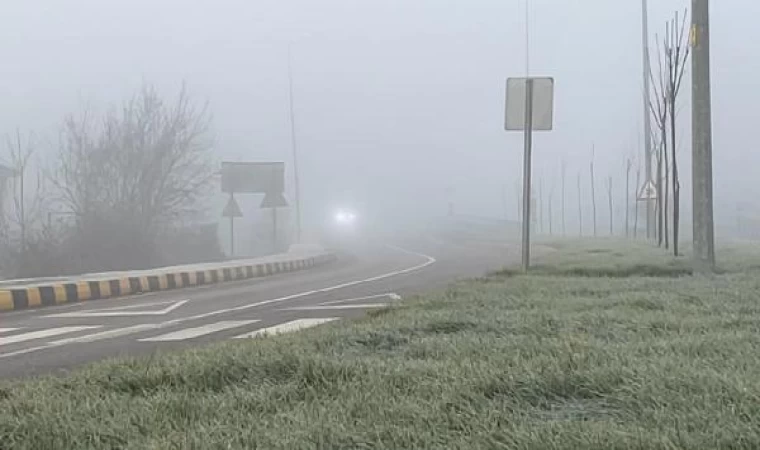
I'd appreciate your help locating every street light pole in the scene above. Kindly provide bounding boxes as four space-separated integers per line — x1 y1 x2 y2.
691 0 716 269
287 43 302 244
525 0 530 77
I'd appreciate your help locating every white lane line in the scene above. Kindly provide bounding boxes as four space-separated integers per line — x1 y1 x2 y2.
120 245 433 330
284 304 388 311
309 245 436 293
0 345 54 359
0 326 101 346
234 318 338 339
0 245 435 358
100 300 179 311
139 320 260 342
46 300 189 318
0 328 19 334
50 324 159 345
318 293 401 306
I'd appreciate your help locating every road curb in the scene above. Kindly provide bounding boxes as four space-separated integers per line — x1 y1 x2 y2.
0 253 337 313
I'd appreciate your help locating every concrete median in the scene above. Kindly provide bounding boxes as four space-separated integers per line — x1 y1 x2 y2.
0 250 337 313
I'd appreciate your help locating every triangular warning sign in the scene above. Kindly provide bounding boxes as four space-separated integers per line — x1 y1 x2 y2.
222 196 243 217
261 192 289 209
637 181 657 201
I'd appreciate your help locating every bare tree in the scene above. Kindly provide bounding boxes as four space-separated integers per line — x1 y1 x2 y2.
548 185 554 236
52 83 216 270
663 133 670 249
561 159 567 236
654 139 668 248
634 161 641 239
515 180 521 222
590 146 597 237
577 171 583 237
649 39 669 248
664 10 691 256
606 176 614 236
501 184 509 220
625 158 632 237
4 130 45 253
538 176 544 234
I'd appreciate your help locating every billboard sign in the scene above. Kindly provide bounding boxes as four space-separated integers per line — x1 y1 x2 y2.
221 162 284 194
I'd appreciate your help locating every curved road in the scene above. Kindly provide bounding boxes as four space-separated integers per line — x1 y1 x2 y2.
0 232 517 379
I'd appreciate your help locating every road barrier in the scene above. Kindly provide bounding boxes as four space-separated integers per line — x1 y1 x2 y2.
0 253 337 313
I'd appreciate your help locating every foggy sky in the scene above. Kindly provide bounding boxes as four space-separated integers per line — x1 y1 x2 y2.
1 0 758 230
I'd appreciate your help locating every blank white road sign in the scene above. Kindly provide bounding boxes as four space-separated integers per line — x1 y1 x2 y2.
505 77 555 131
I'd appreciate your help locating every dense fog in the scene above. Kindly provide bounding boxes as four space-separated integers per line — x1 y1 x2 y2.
0 0 755 269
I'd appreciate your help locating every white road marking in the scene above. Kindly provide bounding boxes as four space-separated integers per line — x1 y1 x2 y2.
0 345 54 359
119 245 433 329
284 303 388 311
0 326 101 346
0 245 435 358
139 320 260 342
0 328 19 334
234 318 338 339
74 299 180 312
46 300 188 318
318 293 401 306
50 324 159 345
309 246 435 293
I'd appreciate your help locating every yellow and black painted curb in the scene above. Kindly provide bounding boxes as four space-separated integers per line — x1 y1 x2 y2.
0 253 337 313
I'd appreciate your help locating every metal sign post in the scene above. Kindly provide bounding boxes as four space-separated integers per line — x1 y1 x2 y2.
230 214 234 256
222 193 243 256
260 191 289 253
505 77 554 272
521 79 535 272
272 207 278 252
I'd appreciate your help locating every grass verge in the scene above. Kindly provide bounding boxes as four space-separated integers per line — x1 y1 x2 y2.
3 240 760 449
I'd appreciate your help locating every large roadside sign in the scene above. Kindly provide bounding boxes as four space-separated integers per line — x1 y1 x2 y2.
221 162 284 194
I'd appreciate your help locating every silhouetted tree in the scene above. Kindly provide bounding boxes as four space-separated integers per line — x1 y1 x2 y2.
53 83 216 270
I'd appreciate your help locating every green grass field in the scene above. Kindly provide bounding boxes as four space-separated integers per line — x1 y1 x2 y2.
3 240 760 449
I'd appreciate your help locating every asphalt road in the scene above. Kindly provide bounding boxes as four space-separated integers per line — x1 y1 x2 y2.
0 231 518 379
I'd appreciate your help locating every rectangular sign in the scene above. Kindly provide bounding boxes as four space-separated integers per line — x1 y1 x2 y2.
221 162 284 194
505 77 555 131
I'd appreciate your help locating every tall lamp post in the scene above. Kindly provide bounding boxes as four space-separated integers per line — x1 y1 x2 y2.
287 42 302 244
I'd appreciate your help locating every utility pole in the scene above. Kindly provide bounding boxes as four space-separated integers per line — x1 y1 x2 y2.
642 0 654 240
691 0 716 269
287 43 302 244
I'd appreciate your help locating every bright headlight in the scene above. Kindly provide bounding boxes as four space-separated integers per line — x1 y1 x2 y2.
334 209 356 225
